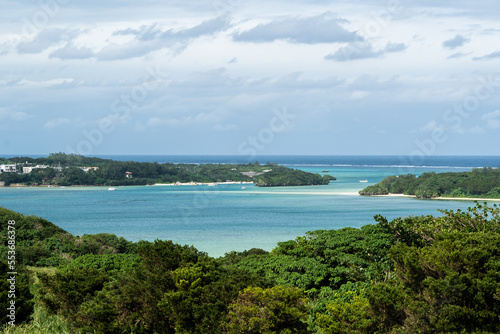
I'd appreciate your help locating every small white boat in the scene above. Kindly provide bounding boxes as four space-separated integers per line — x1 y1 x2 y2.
359 180 368 183
108 187 116 191
241 186 246 190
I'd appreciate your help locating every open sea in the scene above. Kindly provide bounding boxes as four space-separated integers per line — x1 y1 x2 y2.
1 155 500 257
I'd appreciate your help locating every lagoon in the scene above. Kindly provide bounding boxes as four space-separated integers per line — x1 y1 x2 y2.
1 155 499 257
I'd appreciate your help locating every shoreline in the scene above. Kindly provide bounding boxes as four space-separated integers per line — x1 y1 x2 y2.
369 193 500 202
153 181 254 186
0 181 256 188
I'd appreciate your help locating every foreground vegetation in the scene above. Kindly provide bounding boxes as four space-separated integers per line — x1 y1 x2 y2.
2 202 500 333
0 153 334 187
359 167 500 198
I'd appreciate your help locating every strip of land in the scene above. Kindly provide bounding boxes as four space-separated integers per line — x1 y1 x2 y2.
153 181 254 186
371 193 500 201
359 167 500 200
0 153 336 188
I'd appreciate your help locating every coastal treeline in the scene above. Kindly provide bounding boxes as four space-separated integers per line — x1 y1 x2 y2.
253 166 334 187
359 167 500 198
2 202 500 333
0 153 334 187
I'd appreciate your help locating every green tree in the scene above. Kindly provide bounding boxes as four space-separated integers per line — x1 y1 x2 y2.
38 266 108 326
159 257 269 333
365 232 500 333
226 286 310 334
315 290 374 334
0 261 34 326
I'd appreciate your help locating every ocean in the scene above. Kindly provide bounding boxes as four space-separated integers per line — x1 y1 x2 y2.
1 155 499 257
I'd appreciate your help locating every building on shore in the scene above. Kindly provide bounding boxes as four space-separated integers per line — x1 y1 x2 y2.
22 165 50 174
82 167 99 172
0 164 17 173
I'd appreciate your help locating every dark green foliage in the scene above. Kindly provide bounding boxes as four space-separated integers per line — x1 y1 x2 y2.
237 253 333 291
315 289 375 334
64 253 142 275
230 225 396 299
376 202 500 246
0 207 138 268
0 261 34 326
72 233 137 257
38 266 108 325
0 207 69 266
44 240 270 333
359 174 418 196
2 153 333 187
116 240 203 333
254 165 334 187
364 280 406 331
366 232 500 333
360 167 500 198
218 248 270 266
226 286 310 334
36 240 191 333
0 208 67 243
159 257 270 333
5 203 500 333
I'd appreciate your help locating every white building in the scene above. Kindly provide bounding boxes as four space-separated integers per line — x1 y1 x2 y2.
0 164 17 173
22 165 50 174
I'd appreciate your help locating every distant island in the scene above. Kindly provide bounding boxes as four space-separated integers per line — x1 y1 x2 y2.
0 153 335 187
359 167 500 199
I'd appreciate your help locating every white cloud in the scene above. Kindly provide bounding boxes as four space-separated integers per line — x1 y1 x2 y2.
146 109 229 128
447 52 471 59
468 126 485 134
49 43 94 60
350 91 370 100
482 110 500 129
44 118 70 129
2 1 500 155
96 16 230 60
147 117 184 127
442 34 470 49
213 124 237 131
0 108 30 121
473 51 500 61
419 120 444 133
325 42 407 61
16 78 75 88
232 12 359 44
16 28 81 54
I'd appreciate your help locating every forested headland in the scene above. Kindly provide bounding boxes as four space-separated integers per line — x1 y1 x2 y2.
2 202 500 333
359 167 500 199
0 153 334 187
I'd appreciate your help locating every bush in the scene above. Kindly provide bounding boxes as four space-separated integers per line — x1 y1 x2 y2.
226 286 310 333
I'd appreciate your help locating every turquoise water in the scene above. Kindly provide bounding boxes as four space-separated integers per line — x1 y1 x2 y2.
1 155 499 257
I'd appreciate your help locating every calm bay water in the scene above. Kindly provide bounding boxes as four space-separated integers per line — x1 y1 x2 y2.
1 155 499 257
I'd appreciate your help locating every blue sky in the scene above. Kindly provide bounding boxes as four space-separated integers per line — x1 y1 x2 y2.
1 0 500 156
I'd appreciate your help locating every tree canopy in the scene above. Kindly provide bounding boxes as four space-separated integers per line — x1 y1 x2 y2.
2 202 500 333
360 167 500 198
0 153 335 187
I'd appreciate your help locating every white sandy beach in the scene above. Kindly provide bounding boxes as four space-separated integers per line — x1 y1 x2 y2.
241 191 360 196
153 181 254 186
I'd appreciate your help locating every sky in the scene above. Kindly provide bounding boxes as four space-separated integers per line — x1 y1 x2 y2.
1 0 500 157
